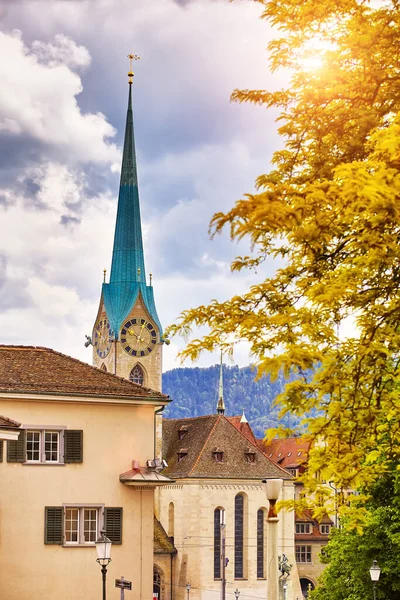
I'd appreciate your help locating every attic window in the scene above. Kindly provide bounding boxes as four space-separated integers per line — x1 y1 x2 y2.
278 453 282 457
245 449 257 464
297 452 302 456
213 448 224 463
287 452 292 457
177 449 188 463
178 426 189 441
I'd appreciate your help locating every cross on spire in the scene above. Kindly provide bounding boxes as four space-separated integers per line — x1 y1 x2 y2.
128 53 140 84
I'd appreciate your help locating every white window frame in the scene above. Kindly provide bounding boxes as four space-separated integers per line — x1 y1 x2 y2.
63 504 104 546
296 522 312 534
320 524 331 534
24 426 65 464
296 545 312 563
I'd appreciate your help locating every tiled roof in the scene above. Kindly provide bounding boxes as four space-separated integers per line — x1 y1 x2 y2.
295 509 333 541
259 436 311 468
154 517 176 554
162 415 292 480
0 415 21 428
227 416 258 446
0 346 168 401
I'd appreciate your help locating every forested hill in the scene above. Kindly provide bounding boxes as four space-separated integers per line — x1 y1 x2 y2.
162 364 300 437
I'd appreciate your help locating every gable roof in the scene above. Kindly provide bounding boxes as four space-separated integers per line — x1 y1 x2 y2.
227 416 258 446
162 415 292 480
0 346 169 401
259 436 311 468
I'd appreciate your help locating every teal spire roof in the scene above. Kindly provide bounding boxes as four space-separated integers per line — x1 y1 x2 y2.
216 351 225 415
102 80 162 338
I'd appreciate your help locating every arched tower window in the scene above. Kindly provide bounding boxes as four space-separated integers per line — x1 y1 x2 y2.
214 507 224 579
129 364 144 385
168 502 175 539
234 494 245 578
100 363 107 372
257 508 266 578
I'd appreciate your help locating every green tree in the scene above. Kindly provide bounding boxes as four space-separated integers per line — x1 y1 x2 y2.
312 469 400 600
169 0 400 511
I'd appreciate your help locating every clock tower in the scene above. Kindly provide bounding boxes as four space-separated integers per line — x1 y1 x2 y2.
92 60 164 392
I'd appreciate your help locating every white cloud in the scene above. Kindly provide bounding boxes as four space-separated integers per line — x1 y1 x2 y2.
0 30 119 164
31 34 91 70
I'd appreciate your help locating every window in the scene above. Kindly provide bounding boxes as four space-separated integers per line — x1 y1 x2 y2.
296 523 312 534
296 545 312 563
287 468 297 477
8 429 83 464
178 427 188 440
129 364 144 385
320 524 331 535
100 363 107 372
245 451 256 463
168 502 174 538
214 508 222 579
154 568 162 600
235 494 244 578
65 507 100 545
214 452 224 462
45 506 122 546
257 509 265 578
26 430 60 463
177 450 187 462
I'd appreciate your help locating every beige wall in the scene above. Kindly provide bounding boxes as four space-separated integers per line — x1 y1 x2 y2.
0 396 157 600
93 295 163 392
157 480 302 600
154 554 174 600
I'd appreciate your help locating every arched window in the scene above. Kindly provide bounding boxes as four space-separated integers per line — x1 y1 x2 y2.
100 363 107 372
153 568 162 600
214 507 223 579
129 364 144 385
257 508 266 578
168 502 175 538
235 494 244 578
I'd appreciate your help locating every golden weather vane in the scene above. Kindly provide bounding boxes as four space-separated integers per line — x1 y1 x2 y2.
128 53 140 83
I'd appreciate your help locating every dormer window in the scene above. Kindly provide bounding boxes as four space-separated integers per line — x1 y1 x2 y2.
212 448 224 463
177 448 188 462
320 524 331 535
245 449 257 463
178 426 189 440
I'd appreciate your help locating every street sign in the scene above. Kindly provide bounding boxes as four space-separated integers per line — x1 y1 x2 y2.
115 578 132 590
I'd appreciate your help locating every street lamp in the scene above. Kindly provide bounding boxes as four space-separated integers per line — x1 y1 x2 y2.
95 529 112 600
186 582 191 600
282 580 288 600
234 589 240 600
263 478 283 600
369 560 381 600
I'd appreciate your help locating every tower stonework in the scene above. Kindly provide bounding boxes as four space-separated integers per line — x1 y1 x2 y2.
92 75 163 392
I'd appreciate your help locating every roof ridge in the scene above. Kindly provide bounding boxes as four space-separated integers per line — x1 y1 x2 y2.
164 415 216 423
188 415 221 476
224 417 293 477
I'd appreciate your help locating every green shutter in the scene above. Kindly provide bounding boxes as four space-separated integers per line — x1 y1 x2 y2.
45 507 63 544
0 440 3 462
104 507 123 544
7 429 26 462
64 430 83 463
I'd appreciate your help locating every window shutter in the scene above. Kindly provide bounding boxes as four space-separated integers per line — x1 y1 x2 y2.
45 507 63 544
104 507 123 544
7 429 26 462
0 440 3 462
64 430 83 463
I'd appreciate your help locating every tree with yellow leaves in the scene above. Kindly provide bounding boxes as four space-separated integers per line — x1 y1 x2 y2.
169 0 400 512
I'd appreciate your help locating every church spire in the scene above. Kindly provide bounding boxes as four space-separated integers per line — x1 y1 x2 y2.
101 58 163 339
216 351 225 415
110 56 144 284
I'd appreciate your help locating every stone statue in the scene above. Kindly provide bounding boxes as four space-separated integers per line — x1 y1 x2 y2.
278 554 292 578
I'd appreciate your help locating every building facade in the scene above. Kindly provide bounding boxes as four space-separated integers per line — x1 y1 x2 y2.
156 414 303 600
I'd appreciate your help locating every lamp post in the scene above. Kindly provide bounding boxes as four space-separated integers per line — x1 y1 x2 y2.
369 560 381 600
95 529 112 600
186 582 191 600
263 478 283 600
282 580 287 600
234 589 240 600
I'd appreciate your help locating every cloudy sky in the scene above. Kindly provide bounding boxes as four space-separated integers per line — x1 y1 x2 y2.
0 0 283 371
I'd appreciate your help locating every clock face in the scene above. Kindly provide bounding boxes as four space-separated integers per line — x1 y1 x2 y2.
94 318 112 358
120 318 157 357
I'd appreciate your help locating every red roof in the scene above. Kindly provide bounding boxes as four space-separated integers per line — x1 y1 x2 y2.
0 415 21 428
258 437 311 468
0 345 168 401
227 416 258 446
